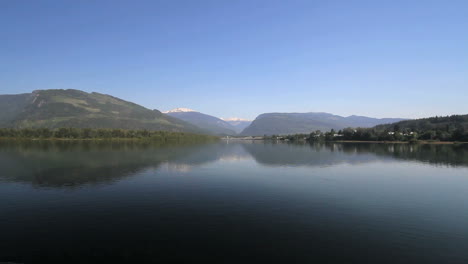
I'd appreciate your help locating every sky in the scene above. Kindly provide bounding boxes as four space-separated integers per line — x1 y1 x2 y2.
1 0 467 120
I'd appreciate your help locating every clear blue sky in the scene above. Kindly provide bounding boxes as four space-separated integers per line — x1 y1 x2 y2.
1 0 467 120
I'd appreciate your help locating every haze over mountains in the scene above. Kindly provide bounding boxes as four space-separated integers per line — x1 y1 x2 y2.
164 108 237 136
1 89 408 136
221 118 252 133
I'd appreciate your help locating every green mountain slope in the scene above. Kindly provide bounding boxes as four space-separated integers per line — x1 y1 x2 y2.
0 89 205 133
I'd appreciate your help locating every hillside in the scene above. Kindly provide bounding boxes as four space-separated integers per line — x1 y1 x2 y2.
241 112 405 136
164 108 237 135
0 89 205 133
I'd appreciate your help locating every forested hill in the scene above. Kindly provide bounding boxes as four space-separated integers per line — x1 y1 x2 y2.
375 115 468 132
0 89 205 133
372 115 468 141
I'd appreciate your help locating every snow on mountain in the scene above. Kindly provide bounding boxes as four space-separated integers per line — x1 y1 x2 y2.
163 108 197 113
221 117 252 122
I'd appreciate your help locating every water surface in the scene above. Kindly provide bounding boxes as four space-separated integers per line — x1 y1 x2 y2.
1 141 468 263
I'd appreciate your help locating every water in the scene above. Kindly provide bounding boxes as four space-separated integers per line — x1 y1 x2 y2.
1 140 468 263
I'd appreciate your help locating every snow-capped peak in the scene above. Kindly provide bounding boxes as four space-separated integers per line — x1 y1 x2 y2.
163 108 197 113
221 117 252 122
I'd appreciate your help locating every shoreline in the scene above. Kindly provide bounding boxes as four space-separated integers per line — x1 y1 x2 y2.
228 138 468 145
0 137 219 142
332 140 466 145
2 137 465 145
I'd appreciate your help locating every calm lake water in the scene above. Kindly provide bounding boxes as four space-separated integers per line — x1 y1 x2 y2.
1 140 468 263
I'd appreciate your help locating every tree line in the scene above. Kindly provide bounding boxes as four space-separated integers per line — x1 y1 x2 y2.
0 128 218 142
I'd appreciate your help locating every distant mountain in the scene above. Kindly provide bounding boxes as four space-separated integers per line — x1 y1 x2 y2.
221 117 252 133
164 108 237 136
0 89 204 133
240 112 406 136
345 115 405 128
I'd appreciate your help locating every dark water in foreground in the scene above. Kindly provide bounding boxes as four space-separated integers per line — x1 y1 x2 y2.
1 140 468 263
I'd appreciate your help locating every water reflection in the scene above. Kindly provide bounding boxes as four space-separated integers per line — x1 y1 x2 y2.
338 142 468 167
0 140 222 187
2 140 468 263
243 142 468 168
1 140 468 187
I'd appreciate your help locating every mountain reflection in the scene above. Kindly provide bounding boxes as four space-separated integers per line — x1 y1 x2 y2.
1 140 468 187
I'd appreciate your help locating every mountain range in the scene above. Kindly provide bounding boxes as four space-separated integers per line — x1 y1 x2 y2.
0 89 408 135
240 112 406 136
